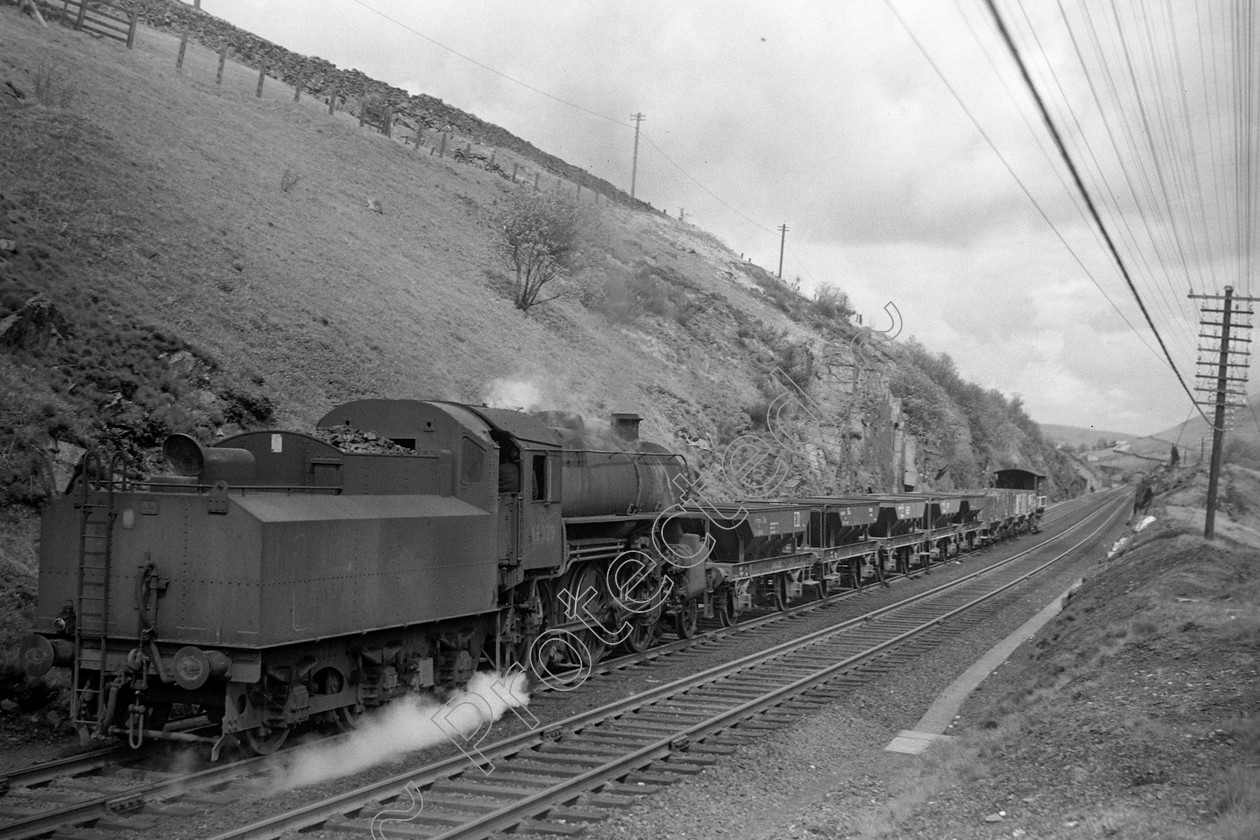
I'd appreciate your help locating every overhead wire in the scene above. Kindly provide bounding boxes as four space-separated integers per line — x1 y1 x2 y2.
638 133 777 235
883 0 1164 362
1067 0 1201 356
1016 0 1200 362
1110 0 1206 353
953 0 1117 270
346 0 630 127
1074 1 1190 309
977 0 1213 426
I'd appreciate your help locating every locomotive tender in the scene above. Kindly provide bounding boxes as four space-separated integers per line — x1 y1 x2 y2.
20 398 1044 755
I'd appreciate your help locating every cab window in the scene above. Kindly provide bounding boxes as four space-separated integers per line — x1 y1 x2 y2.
532 454 548 501
461 438 485 484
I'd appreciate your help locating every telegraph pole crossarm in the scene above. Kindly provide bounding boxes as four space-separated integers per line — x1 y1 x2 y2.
1192 285 1260 540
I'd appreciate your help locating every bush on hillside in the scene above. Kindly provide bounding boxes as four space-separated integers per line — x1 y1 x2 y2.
811 283 855 332
493 187 592 312
587 263 701 326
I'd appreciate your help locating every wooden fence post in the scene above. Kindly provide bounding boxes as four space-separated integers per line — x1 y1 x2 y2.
125 12 137 49
511 163 519 182
293 75 303 103
383 107 392 138
216 45 231 86
534 172 540 190
176 33 188 72
414 127 424 153
255 64 266 98
439 133 447 158
328 85 337 115
73 0 87 30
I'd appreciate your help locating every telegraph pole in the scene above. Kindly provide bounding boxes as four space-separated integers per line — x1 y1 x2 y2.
629 112 645 198
777 223 789 279
1190 285 1256 539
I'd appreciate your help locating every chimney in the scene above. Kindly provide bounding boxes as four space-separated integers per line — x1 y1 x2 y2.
611 413 642 443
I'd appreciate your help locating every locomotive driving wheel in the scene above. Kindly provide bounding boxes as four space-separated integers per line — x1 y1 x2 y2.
564 565 611 667
622 619 659 653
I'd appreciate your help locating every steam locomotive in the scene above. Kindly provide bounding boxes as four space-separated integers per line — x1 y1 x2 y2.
19 399 1044 756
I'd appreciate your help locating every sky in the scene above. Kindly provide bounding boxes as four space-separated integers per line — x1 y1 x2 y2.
201 0 1259 438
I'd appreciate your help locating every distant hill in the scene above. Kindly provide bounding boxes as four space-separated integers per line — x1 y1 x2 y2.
1040 422 1179 483
1150 391 1260 470
1039 423 1136 450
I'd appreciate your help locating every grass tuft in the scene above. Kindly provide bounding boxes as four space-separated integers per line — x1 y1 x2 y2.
31 62 76 110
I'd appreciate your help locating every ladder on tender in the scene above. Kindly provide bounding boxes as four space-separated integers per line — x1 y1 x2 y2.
71 451 127 738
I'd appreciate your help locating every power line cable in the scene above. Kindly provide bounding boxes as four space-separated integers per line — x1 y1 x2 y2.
347 0 631 127
1015 0 1200 359
883 0 1163 362
978 0 1211 425
639 133 776 234
347 0 782 246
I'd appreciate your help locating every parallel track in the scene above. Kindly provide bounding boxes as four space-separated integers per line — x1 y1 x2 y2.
205 492 1125 840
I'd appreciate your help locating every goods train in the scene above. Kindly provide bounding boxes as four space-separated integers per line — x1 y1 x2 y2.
20 399 1045 756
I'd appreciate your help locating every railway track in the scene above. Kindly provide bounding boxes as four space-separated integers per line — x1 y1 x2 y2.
0 493 1112 840
199 492 1126 840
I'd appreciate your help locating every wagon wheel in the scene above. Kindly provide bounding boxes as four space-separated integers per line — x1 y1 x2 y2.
335 704 364 731
714 587 738 627
244 725 289 755
674 597 699 639
314 668 361 731
810 563 830 600
764 572 789 612
848 557 863 591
